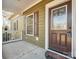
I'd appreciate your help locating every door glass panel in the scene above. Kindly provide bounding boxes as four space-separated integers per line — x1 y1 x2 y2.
51 6 67 30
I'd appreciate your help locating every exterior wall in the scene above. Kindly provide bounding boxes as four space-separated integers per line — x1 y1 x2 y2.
16 16 24 39
11 16 24 39
9 0 75 58
23 0 54 48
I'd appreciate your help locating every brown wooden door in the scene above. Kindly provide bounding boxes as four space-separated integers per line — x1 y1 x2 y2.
49 1 72 56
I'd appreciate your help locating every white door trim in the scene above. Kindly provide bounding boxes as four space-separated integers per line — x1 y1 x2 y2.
45 0 73 58
72 0 76 57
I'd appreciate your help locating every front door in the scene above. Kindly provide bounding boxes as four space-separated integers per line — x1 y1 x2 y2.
49 1 72 56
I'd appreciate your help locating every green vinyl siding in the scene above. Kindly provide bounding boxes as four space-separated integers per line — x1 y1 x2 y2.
23 0 54 48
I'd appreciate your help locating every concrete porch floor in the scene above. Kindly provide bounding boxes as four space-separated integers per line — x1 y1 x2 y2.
2 40 46 59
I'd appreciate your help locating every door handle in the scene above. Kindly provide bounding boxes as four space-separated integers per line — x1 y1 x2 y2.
67 31 72 37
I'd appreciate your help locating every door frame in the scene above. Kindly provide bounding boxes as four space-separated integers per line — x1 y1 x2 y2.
45 0 75 58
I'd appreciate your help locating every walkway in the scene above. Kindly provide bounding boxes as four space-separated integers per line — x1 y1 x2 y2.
2 40 46 59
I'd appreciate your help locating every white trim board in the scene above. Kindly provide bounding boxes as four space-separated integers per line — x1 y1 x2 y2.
2 39 22 45
21 0 42 14
72 0 76 57
45 0 74 58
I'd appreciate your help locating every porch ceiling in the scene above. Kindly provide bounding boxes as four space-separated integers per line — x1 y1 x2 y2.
2 0 42 19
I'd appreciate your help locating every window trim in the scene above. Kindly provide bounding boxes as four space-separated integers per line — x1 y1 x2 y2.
13 19 18 31
26 13 34 36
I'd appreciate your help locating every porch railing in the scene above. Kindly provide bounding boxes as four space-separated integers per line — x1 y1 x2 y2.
2 30 26 44
2 31 18 42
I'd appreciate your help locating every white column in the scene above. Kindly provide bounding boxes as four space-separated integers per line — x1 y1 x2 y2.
72 0 76 57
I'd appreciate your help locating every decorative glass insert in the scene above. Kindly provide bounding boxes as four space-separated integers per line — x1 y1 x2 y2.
26 14 34 34
51 6 67 30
